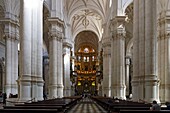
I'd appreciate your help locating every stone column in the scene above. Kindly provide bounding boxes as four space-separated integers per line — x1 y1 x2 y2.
102 38 111 97
19 0 44 101
157 2 170 103
18 0 32 101
138 0 145 100
36 0 44 100
5 35 12 96
3 13 19 97
48 18 64 98
131 0 139 101
111 16 126 99
144 0 159 102
63 42 72 97
125 57 130 96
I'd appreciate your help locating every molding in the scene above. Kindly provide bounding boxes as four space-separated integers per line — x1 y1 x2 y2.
63 42 72 49
0 41 5 46
0 18 19 27
47 17 64 28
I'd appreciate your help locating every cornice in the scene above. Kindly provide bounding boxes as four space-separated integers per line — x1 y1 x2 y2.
47 17 64 28
0 18 19 27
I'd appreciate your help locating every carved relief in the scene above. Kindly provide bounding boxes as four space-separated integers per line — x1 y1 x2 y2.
72 9 102 29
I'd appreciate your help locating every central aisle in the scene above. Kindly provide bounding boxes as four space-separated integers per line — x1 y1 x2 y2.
67 97 107 113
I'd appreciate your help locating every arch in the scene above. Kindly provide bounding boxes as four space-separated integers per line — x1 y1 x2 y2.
126 37 133 58
74 30 99 53
123 0 133 15
43 1 50 14
43 2 50 54
73 28 101 42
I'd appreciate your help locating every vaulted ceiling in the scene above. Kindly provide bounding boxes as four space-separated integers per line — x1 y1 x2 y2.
63 0 112 53
64 0 111 41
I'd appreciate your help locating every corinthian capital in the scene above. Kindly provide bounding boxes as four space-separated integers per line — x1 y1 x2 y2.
3 18 20 41
47 17 64 41
102 37 111 48
110 16 126 39
112 26 126 39
48 30 63 41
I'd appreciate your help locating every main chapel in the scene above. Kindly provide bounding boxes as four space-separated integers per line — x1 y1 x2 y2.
0 0 169 104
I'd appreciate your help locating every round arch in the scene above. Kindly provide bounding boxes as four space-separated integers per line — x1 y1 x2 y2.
74 30 99 52
43 1 50 14
73 28 101 42
123 0 133 14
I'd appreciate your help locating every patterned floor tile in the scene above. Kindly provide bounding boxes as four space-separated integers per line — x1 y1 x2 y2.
67 98 107 113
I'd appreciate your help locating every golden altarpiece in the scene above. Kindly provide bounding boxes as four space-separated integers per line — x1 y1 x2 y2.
71 46 103 95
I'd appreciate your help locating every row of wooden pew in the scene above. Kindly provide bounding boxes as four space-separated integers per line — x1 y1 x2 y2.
1 96 82 113
91 96 170 113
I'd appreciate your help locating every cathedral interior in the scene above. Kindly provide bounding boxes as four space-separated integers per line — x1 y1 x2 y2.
0 0 170 109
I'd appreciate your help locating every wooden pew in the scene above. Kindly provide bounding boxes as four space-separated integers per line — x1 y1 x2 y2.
0 109 61 113
119 110 170 113
113 106 150 112
2 96 82 113
91 96 152 112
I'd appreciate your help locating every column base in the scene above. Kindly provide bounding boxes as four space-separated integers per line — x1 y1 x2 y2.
144 74 159 103
57 84 64 98
111 84 126 100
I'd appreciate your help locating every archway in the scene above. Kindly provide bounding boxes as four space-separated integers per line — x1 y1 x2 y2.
73 31 99 96
124 2 133 98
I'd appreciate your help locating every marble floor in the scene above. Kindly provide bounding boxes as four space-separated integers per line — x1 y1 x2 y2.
67 98 107 113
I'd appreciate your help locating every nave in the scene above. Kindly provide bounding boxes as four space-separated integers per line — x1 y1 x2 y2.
67 98 107 113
